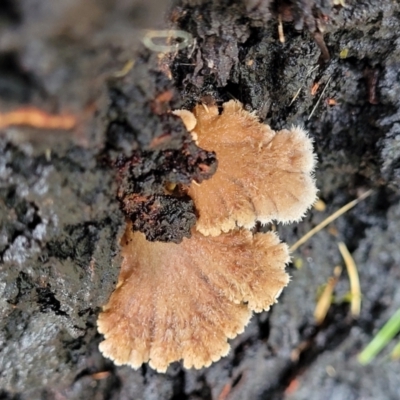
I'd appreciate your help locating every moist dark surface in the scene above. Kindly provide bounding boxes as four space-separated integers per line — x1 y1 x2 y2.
1 1 399 399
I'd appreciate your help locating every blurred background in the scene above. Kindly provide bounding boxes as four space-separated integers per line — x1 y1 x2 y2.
0 1 399 399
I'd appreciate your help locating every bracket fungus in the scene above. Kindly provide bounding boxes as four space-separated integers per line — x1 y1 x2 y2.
176 100 317 236
98 222 289 372
98 99 317 372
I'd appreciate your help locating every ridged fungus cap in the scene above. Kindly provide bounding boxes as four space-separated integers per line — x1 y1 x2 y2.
97 221 289 372
177 100 317 236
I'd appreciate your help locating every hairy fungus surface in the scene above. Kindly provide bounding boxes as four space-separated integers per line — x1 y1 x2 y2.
97 222 289 372
177 100 317 236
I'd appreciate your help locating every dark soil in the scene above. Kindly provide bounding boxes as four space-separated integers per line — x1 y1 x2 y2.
1 1 400 399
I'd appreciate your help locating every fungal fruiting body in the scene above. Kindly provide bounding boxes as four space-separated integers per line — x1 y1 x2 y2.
98 223 289 372
98 100 317 372
179 100 318 236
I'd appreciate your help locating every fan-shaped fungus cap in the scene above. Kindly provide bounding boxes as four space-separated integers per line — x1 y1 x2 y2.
176 100 317 236
97 222 289 372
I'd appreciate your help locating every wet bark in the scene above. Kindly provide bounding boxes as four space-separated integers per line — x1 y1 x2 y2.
1 1 400 399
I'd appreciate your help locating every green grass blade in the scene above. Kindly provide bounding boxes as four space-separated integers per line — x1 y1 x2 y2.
358 308 400 365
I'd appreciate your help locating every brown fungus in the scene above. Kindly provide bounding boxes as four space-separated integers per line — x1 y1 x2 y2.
176 100 317 236
97 222 289 372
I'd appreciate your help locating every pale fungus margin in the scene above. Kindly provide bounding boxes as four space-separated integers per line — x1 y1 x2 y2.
176 100 318 237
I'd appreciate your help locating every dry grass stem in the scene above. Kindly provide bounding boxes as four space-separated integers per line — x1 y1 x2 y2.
290 189 373 252
338 242 361 317
308 75 332 120
289 66 319 106
314 266 342 325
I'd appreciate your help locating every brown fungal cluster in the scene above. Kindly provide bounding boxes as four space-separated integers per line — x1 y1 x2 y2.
97 100 317 372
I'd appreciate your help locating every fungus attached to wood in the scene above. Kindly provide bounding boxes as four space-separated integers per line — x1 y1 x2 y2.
98 98 318 372
176 100 317 236
97 222 289 372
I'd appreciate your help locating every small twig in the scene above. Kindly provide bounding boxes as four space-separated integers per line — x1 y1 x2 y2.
289 88 303 106
0 107 77 130
278 14 285 43
290 190 373 252
338 242 361 317
313 31 330 62
91 371 110 380
308 75 332 120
